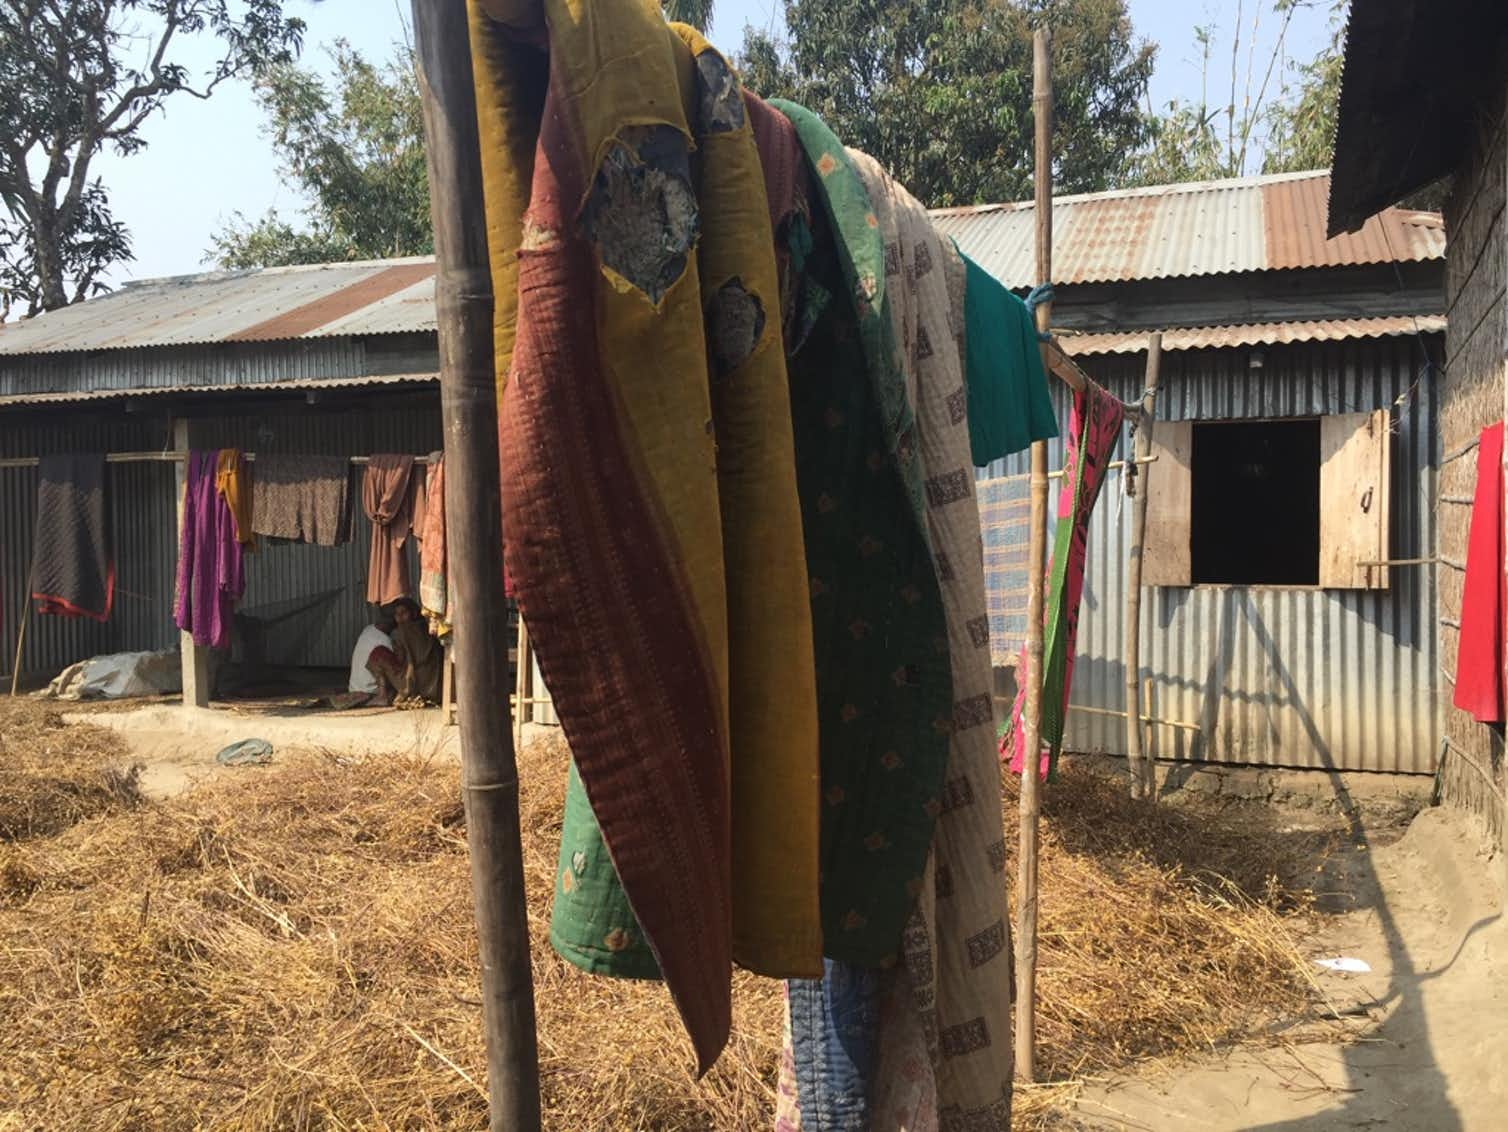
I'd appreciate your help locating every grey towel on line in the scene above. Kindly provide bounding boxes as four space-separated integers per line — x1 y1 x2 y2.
30 453 113 621
250 453 353 546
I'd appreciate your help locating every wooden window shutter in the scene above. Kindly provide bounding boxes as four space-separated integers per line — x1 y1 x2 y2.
1319 410 1391 589
1143 420 1193 586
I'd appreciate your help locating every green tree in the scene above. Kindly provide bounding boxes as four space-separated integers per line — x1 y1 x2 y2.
0 0 305 317
1262 2 1343 174
663 0 713 30
210 41 431 268
738 0 1155 207
1132 0 1348 187
212 3 713 271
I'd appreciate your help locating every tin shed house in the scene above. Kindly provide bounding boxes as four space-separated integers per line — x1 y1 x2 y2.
1326 0 1508 837
935 169 1446 776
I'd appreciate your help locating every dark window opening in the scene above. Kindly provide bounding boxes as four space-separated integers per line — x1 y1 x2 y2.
1191 418 1320 586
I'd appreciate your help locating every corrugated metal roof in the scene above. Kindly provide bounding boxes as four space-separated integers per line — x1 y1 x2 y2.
0 372 435 407
931 169 1444 288
0 169 1444 359
0 257 437 356
1061 315 1446 356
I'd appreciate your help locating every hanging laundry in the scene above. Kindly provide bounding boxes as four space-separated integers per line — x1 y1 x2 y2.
418 451 451 639
744 90 813 342
471 2 821 1071
977 474 1033 666
853 149 1013 1131
788 961 883 1131
785 148 1011 1132
250 453 352 546
362 454 420 606
214 448 254 548
960 253 1058 465
773 100 953 971
1454 421 1505 723
174 450 245 650
547 24 823 989
774 990 805 1132
1006 381 1125 778
30 454 112 621
549 761 662 979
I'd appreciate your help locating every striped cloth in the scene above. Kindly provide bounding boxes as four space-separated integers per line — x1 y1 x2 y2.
978 474 1032 667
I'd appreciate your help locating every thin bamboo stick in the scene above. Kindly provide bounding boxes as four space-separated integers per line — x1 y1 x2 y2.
1442 736 1506 801
1015 23 1053 1087
1121 338 1160 791
1142 676 1155 756
411 2 540 1128
9 565 35 697
991 694 1201 734
1124 333 1162 799
1440 437 1480 464
513 618 529 754
1044 336 1088 391
1066 701 1201 733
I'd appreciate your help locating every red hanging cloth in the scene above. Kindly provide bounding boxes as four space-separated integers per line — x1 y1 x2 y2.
1454 421 1505 724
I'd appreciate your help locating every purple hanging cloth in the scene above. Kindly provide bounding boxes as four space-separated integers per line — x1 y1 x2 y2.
174 449 245 650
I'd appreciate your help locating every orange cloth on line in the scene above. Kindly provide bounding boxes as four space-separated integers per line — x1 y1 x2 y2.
214 449 254 548
362 454 418 605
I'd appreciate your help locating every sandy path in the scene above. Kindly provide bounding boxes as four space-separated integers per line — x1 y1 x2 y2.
71 703 459 798
1076 807 1507 1130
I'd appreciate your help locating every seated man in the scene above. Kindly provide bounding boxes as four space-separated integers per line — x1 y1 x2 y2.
368 597 443 707
348 615 397 706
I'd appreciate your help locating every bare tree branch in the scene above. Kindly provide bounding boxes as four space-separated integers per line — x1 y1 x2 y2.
0 0 304 311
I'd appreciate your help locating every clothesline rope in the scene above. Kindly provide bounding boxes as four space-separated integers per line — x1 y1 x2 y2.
0 451 435 470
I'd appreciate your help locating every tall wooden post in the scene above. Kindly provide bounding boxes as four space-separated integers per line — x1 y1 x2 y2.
1015 24 1053 1085
410 4 542 1129
1124 332 1162 800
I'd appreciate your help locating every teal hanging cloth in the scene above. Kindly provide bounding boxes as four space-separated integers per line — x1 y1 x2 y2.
959 252 1059 465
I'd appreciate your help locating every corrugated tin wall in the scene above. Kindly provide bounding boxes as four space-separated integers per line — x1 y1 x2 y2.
1 394 442 681
1 417 179 681
0 339 366 398
981 335 1440 774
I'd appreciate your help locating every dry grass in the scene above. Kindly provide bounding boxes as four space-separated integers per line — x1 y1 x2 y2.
0 699 142 843
0 706 1329 1130
1005 770 1328 1128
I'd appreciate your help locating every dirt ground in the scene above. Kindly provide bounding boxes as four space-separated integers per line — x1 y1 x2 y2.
1075 807 1507 1131
10 703 1504 1128
70 702 458 797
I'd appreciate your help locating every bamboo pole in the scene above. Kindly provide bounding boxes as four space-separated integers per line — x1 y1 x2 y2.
1124 332 1162 800
513 617 529 754
1015 23 1053 1086
9 566 34 696
410 4 541 1129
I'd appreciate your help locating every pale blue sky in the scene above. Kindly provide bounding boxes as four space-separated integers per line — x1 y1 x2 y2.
95 0 1337 286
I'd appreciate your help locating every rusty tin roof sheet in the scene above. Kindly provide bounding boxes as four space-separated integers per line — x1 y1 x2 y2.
1059 315 1446 356
930 170 1443 288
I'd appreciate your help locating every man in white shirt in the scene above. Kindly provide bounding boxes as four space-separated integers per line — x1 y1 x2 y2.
348 616 396 701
